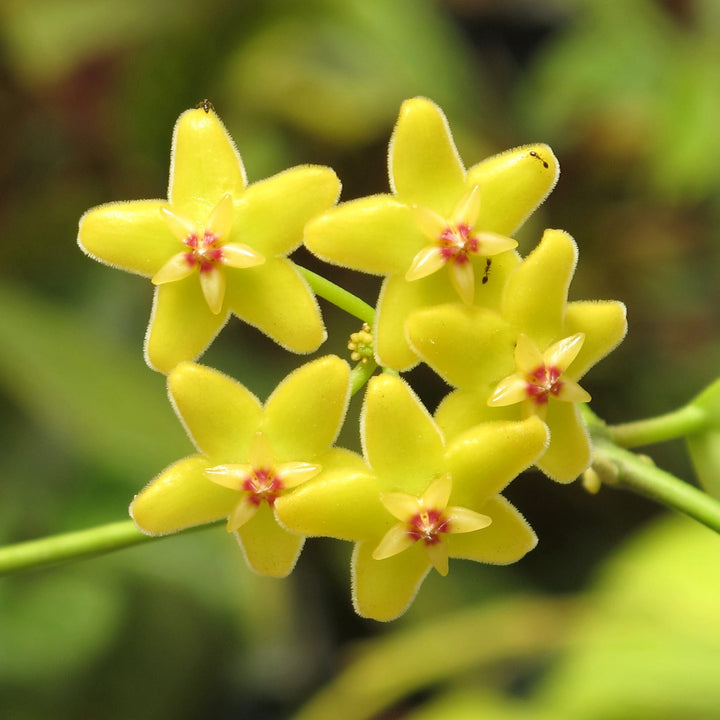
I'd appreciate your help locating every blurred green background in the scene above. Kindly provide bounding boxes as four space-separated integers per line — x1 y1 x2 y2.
2 0 720 717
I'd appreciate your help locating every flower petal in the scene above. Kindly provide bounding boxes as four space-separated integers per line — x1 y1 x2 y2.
160 206 197 241
556 378 591 404
130 455 237 534
405 245 447 282
236 503 304 577
169 108 246 218
475 232 518 256
207 193 235 238
422 473 453 509
389 97 466 214
205 463 253 490
277 462 322 489
502 229 578 348
145 282 228 373
514 334 545 374
168 362 262 459
447 495 537 564
447 258 475 305
78 200 176 276
304 195 421 275
445 506 492 534
220 243 265 269
372 523 416 560
413 205 450 240
406 304 516 389
199 265 226 314
352 540 431 621
487 374 529 407
262 355 350 460
425 540 449 576
224 259 325 353
233 165 340 256
466 143 559 235
362 374 445 495
539 401 591 483
452 184 482 227
152 252 197 285
545 333 586 372
226 497 258 532
435 388 517 442
446 417 549 506
380 492 421 522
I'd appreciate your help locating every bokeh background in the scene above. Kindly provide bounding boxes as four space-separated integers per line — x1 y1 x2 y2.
2 0 720 718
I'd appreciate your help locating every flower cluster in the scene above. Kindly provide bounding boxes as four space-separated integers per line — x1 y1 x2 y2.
78 98 626 620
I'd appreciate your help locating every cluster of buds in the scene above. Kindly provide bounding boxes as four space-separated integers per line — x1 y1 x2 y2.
77 98 626 620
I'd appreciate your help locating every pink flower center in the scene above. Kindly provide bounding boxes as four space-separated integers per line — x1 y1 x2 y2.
183 231 225 273
241 467 284 507
438 223 479 265
526 364 563 405
407 508 451 546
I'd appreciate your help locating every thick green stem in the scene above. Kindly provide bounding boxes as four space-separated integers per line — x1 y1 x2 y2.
296 265 375 325
592 439 720 535
0 520 212 576
606 405 708 448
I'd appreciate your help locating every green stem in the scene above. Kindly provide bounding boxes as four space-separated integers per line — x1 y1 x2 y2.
592 439 720 535
296 265 375 325
606 405 708 448
350 360 378 396
0 520 213 576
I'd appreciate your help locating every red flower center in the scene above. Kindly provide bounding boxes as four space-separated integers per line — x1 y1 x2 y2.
407 508 451 545
526 364 563 405
183 231 225 273
242 467 284 506
438 223 479 265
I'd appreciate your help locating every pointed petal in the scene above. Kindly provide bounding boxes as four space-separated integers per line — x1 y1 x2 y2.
539 402 591 483
220 243 265 269
447 259 475 305
152 252 196 284
262 355 350 460
563 301 628 379
276 462 322 488
447 495 537 564
351 540 431 621
425 540 449 576
514 334 544 374
422 473 453 510
130 455 237 534
206 193 235 238
78 200 176 276
502 229 578 348
380 492 421 522
362 374 444 495
205 464 252 490
556 378 592 404
160 206 196 241
435 388 517 442
446 417 549 506
389 97 466 214
199 266 226 314
466 143 559 235
275 469 389 540
224 259 325 353
406 304 516 389
475 232 518 256
145 282 228 373
488 374 529 407
304 195 421 275
236 503 304 577
405 245 447 281
545 333 586 372
169 108 246 218
413 205 450 240
452 184 482 227
445 506 492 534
226 497 258 532
167 362 262 459
233 165 340 256
372 523 416 560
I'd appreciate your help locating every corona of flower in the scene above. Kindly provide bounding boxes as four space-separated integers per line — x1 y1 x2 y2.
304 96 559 369
130 356 358 577
275 374 548 620
78 105 339 373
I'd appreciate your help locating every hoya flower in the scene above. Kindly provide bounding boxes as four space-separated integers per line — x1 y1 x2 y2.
130 355 358 577
406 229 627 482
304 96 559 370
275 374 548 621
78 105 339 373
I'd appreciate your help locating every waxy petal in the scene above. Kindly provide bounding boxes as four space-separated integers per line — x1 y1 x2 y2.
224 259 325 353
545 333 586 372
487 374 529 407
168 363 262 460
389 97 466 214
220 243 265 269
539 402 591 483
130 455 237 534
475 232 518 256
204 463 253 490
236 503 304 577
152 252 196 285
206 193 235 238
503 229 577 348
447 496 537 564
445 506 492 534
362 374 445 494
351 540 431 621
435 388 515 441
169 108 247 219
556 378 592 404
226 497 258 532
405 245 447 282
379 492 422 522
233 165 340 256
447 258 475 305
305 195 421 276
514 334 545 374
262 355 350 460
145 281 228 373
413 205 450 240
452 184 482 228
78 200 176 276
466 143 559 235
426 541 449 576
276 462 322 488
372 523 417 560
160 206 197 241
423 473 453 510
199 265 226 314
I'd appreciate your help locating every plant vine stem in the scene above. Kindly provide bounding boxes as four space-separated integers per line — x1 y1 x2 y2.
593 439 720 535
0 520 214 576
296 264 375 325
605 405 708 448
